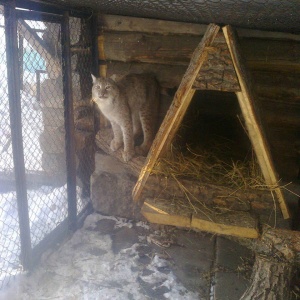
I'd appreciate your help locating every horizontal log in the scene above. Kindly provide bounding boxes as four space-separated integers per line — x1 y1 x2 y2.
106 61 186 89
99 14 207 36
143 175 280 216
246 226 300 264
252 71 300 98
106 61 300 112
101 32 300 72
102 32 199 66
100 14 300 42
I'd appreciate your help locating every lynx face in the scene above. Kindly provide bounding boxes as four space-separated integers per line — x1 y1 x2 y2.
91 75 119 107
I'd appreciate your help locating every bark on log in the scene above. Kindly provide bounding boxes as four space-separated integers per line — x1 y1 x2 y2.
240 226 300 300
102 32 300 73
241 256 293 300
100 14 300 42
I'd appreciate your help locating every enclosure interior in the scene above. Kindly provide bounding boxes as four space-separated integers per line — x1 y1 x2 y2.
175 90 251 165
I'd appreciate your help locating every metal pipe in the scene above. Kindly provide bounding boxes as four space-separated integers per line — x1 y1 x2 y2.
18 35 23 90
15 0 92 19
4 0 32 270
61 11 77 231
16 9 63 23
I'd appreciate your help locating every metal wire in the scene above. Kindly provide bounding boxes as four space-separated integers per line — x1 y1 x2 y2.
0 5 94 289
69 16 94 212
57 0 300 34
18 19 69 247
0 5 22 290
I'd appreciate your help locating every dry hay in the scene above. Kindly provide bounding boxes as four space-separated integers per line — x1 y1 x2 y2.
152 142 267 191
150 141 283 217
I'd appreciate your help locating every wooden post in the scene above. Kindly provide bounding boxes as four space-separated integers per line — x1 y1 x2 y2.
97 34 109 128
132 23 220 203
222 25 290 219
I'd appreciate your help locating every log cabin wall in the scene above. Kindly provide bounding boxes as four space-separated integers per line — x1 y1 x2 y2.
97 14 300 182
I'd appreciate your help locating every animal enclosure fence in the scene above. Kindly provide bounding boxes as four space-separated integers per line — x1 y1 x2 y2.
0 0 97 290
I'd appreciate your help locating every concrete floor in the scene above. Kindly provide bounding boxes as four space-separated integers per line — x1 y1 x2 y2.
0 213 253 300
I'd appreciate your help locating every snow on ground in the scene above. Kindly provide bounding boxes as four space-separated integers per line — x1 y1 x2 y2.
0 214 200 300
0 184 87 288
0 23 67 289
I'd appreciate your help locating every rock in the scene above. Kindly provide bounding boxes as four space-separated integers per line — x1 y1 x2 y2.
91 153 142 219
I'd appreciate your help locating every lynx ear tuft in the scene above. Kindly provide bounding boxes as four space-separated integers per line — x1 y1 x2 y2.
91 74 97 83
110 74 118 81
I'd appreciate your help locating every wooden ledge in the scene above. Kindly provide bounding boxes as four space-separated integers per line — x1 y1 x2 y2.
142 198 259 239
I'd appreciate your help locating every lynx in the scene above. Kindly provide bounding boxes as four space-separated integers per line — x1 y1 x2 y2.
92 73 159 162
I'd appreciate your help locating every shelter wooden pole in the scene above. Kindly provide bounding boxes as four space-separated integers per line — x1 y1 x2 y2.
222 25 290 219
133 23 220 203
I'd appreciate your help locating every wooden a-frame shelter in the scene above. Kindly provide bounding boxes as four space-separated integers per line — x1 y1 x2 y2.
96 24 291 239
131 24 290 237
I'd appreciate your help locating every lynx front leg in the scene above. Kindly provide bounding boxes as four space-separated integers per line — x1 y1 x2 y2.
110 121 123 151
121 121 135 162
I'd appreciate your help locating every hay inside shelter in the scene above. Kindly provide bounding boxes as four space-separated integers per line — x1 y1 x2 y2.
152 141 267 191
149 139 278 216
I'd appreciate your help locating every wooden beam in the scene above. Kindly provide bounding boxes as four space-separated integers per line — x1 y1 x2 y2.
222 25 290 219
101 32 300 73
102 32 199 66
18 19 54 59
142 202 192 228
191 213 258 239
100 14 207 36
100 14 300 42
132 23 220 203
141 199 259 239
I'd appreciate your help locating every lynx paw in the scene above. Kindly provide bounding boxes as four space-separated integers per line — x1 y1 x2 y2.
110 139 122 152
122 149 135 162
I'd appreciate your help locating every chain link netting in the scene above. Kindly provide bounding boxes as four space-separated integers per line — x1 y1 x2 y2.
19 19 69 247
69 17 94 213
64 0 300 34
0 6 94 290
0 5 22 290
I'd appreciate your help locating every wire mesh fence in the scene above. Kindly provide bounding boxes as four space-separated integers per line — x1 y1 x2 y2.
77 0 300 34
69 16 94 212
0 5 23 288
19 19 70 247
0 2 95 290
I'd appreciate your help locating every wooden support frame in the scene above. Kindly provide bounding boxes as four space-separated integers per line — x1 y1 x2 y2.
132 23 290 221
223 25 290 219
132 23 220 202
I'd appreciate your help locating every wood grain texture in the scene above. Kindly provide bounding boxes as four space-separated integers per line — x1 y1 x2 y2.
100 14 300 41
223 25 290 219
142 198 259 239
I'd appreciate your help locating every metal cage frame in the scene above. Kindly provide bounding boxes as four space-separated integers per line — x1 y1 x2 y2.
0 0 98 288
